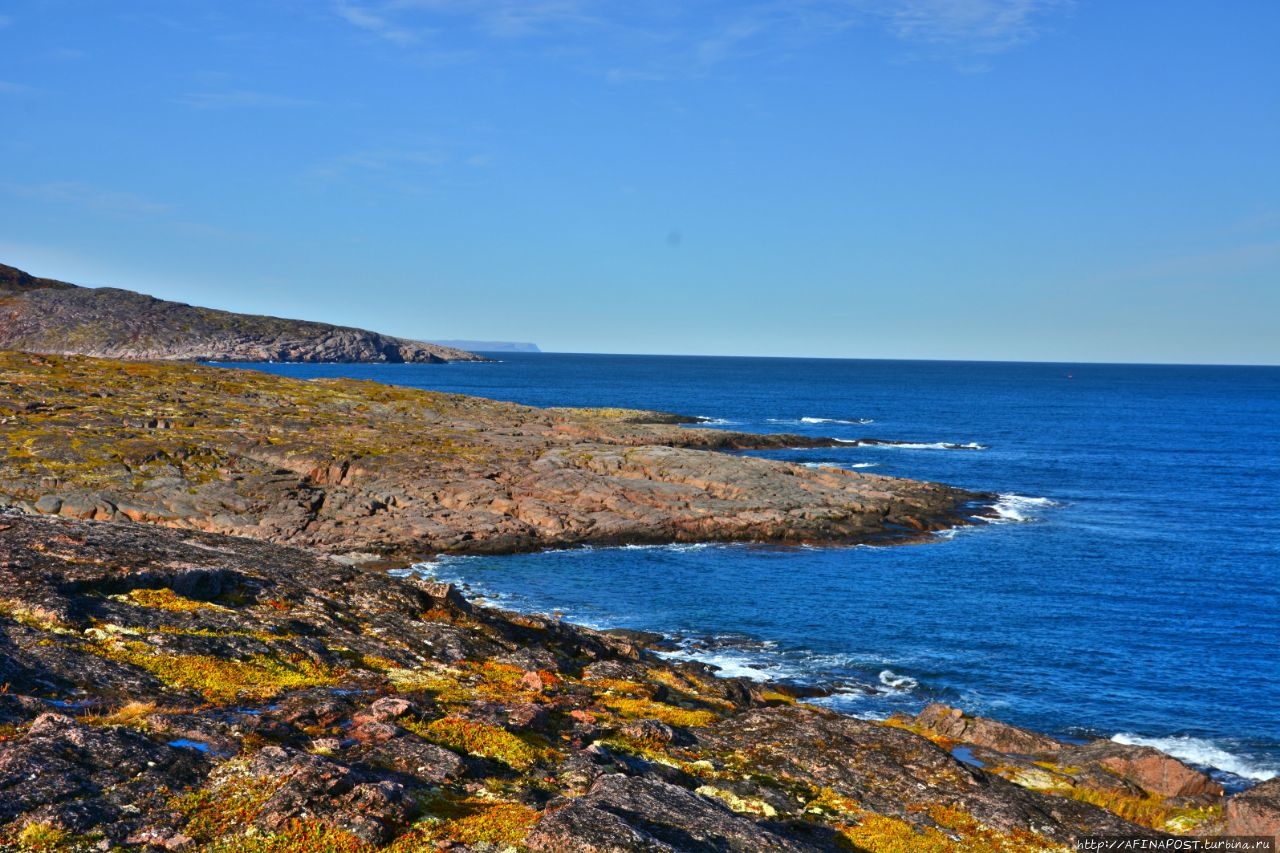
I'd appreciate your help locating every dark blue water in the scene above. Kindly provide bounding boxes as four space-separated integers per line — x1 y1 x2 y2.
234 355 1280 786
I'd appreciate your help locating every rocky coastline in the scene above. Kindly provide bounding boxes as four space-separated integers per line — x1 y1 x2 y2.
0 353 982 561
0 264 484 365
0 513 1275 851
0 351 1276 850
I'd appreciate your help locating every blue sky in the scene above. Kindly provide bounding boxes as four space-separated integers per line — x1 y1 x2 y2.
2 1 1277 363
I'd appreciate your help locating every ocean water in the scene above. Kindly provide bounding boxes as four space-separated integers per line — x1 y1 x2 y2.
235 355 1280 789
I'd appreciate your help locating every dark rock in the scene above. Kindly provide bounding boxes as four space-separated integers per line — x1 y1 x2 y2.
620 719 675 746
525 773 825 853
0 713 208 839
248 747 413 844
353 737 464 783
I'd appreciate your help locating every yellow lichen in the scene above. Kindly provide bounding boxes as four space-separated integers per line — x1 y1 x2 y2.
118 588 220 612
406 716 555 771
598 695 720 728
94 640 337 702
14 823 70 852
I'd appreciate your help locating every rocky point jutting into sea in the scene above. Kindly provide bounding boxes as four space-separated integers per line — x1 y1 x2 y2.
0 351 1277 851
0 264 483 365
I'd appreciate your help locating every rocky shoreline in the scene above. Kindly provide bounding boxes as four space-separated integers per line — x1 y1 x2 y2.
1 351 1276 850
0 353 983 561
1 512 1275 852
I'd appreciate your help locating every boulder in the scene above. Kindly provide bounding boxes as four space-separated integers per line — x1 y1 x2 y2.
1227 777 1280 841
525 773 826 853
914 703 1064 754
1057 741 1223 800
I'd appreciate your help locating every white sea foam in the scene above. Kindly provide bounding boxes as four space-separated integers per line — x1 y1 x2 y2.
695 416 738 426
878 670 918 692
800 416 874 425
832 439 987 450
767 417 874 426
619 542 715 553
986 494 1057 523
1111 733 1278 782
665 649 789 681
885 441 987 450
801 461 878 470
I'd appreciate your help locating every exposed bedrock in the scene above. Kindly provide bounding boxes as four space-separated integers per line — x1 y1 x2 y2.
0 353 987 561
0 514 1244 850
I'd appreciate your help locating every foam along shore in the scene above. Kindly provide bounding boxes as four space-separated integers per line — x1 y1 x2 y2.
0 352 987 562
1 512 1276 851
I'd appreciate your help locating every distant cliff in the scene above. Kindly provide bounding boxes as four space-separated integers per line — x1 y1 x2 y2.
431 339 541 353
0 263 484 363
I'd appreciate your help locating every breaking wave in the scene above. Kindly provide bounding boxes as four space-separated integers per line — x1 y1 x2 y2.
985 494 1057 523
832 439 988 450
1111 733 1279 782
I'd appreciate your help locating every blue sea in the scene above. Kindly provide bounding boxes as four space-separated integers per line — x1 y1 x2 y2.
236 354 1280 789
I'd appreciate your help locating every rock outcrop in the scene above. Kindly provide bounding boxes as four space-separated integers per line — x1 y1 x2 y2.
0 353 986 560
0 513 1241 851
0 263 483 363
906 704 1229 836
1227 778 1280 841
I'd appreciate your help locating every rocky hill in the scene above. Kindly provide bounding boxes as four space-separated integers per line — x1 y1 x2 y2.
0 263 483 363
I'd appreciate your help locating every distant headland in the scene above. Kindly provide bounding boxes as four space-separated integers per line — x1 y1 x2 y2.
0 263 484 364
430 340 541 353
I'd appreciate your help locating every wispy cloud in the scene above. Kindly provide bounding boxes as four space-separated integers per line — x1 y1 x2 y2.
310 140 493 193
2 181 173 216
177 89 320 109
884 0 1072 52
385 0 596 38
334 1 421 43
0 80 39 96
316 146 449 178
330 0 1073 72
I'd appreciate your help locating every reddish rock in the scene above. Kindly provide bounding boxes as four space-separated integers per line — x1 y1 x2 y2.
1058 741 1223 800
914 703 1063 754
1227 778 1280 841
